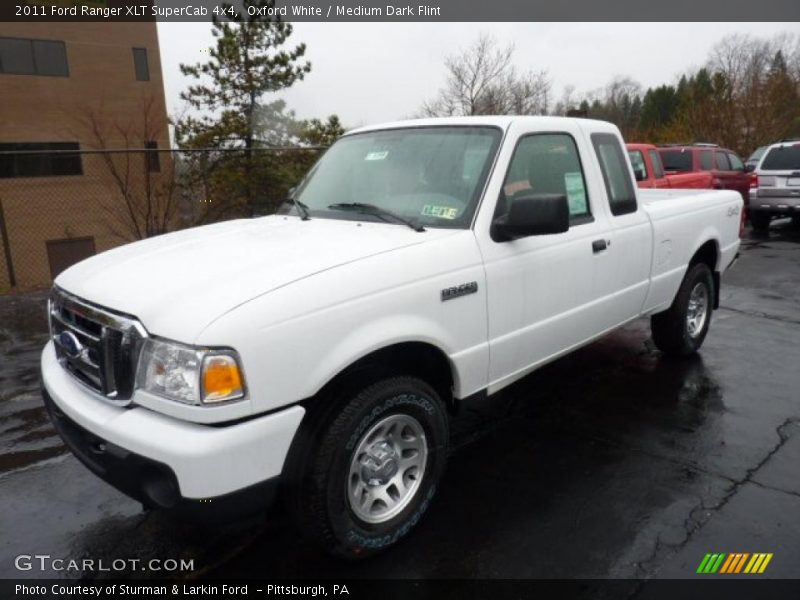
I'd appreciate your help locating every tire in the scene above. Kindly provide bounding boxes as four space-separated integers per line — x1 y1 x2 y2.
651 262 714 357
750 212 771 232
792 215 800 229
287 376 449 558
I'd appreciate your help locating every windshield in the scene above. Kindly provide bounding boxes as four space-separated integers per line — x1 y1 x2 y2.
761 145 800 171
291 126 502 229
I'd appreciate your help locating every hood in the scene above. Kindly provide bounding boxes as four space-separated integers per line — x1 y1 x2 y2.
56 216 458 342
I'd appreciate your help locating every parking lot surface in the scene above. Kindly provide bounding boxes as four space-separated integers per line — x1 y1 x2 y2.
1 222 798 580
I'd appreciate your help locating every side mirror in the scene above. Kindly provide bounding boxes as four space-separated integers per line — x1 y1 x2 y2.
634 167 647 182
744 164 755 173
492 194 570 242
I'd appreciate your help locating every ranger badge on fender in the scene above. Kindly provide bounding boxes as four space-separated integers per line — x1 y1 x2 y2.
441 281 478 302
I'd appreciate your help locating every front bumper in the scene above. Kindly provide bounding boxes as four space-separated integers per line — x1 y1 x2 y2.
41 342 305 505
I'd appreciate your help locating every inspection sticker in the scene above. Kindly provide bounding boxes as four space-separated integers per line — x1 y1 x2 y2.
365 151 389 161
422 205 458 219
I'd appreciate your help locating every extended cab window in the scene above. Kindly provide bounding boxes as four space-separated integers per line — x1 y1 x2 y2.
499 133 590 223
715 152 730 170
648 149 664 179
591 133 637 216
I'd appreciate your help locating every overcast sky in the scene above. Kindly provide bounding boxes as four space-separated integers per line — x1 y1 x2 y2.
156 22 794 129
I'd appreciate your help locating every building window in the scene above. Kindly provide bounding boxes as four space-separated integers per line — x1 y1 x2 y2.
0 37 68 77
0 143 83 178
145 141 160 172
133 47 150 81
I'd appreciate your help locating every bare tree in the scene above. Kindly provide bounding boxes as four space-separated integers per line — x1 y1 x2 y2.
421 34 551 117
77 96 179 241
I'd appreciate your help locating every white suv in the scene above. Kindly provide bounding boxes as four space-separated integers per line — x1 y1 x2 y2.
751 140 800 232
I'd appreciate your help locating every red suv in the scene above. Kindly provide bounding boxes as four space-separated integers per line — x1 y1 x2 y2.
657 144 752 204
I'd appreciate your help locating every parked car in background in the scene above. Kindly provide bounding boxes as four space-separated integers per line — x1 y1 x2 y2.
750 140 800 232
627 144 713 189
745 146 769 172
658 144 751 204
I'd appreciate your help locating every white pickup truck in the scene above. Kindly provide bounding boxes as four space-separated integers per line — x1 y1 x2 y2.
42 117 742 557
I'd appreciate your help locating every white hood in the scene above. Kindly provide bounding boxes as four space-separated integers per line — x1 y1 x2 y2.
56 216 457 342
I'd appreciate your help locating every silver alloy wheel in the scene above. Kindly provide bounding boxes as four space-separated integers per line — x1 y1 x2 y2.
686 282 709 338
347 413 428 524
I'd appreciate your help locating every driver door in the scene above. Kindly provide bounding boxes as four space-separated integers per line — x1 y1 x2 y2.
474 121 614 392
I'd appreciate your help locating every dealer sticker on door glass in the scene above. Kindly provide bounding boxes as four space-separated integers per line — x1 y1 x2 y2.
564 172 588 215
422 205 458 219
365 151 389 161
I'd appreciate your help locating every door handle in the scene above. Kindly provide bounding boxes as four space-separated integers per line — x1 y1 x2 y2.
592 239 609 253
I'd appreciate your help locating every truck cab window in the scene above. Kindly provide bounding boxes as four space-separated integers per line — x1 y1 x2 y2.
591 133 637 216
628 150 647 181
648 149 664 179
500 133 591 222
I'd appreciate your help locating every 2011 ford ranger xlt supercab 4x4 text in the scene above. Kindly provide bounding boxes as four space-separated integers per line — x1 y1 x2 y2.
42 117 742 557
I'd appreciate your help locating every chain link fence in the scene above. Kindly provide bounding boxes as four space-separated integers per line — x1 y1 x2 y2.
0 146 324 293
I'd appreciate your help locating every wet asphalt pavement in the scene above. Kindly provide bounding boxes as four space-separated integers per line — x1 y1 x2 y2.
1 222 799 581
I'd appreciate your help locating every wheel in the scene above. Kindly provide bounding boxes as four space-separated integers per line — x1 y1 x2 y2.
287 376 449 558
792 215 800 229
651 262 714 357
750 212 771 232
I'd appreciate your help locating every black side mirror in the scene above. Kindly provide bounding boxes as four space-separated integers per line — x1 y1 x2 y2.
492 194 570 242
744 164 755 173
634 167 647 182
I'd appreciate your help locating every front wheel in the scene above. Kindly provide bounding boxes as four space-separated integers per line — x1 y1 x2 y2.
651 262 714 357
288 376 449 558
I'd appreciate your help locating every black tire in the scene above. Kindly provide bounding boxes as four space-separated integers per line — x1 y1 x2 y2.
651 262 714 357
792 215 800 229
750 212 771 232
287 376 449 558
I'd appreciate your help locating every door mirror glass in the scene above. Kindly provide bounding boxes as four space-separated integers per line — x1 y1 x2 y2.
492 194 569 241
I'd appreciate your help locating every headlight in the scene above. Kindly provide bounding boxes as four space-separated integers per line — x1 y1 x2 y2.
135 338 245 405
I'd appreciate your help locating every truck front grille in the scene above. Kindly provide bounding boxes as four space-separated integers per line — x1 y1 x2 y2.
49 288 147 406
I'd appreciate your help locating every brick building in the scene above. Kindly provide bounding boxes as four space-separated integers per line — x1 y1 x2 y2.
0 22 170 290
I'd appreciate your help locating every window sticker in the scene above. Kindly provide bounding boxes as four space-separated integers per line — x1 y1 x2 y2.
564 172 588 215
365 151 389 161
422 205 458 220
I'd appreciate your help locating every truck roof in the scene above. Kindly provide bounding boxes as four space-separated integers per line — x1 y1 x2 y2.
346 115 617 136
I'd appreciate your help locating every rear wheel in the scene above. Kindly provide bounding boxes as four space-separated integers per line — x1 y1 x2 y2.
651 263 714 357
287 376 449 558
750 212 771 232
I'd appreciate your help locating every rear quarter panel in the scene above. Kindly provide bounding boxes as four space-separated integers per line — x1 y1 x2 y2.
640 188 742 314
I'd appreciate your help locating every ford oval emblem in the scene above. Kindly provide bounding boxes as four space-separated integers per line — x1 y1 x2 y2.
58 331 84 359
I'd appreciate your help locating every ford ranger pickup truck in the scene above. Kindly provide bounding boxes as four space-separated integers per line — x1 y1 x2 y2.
41 117 743 558
627 143 713 189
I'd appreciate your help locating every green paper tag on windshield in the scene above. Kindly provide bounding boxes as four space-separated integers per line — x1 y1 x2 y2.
422 205 458 219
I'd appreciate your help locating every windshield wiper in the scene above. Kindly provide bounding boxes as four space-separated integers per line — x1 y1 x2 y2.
288 197 311 220
327 203 425 232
